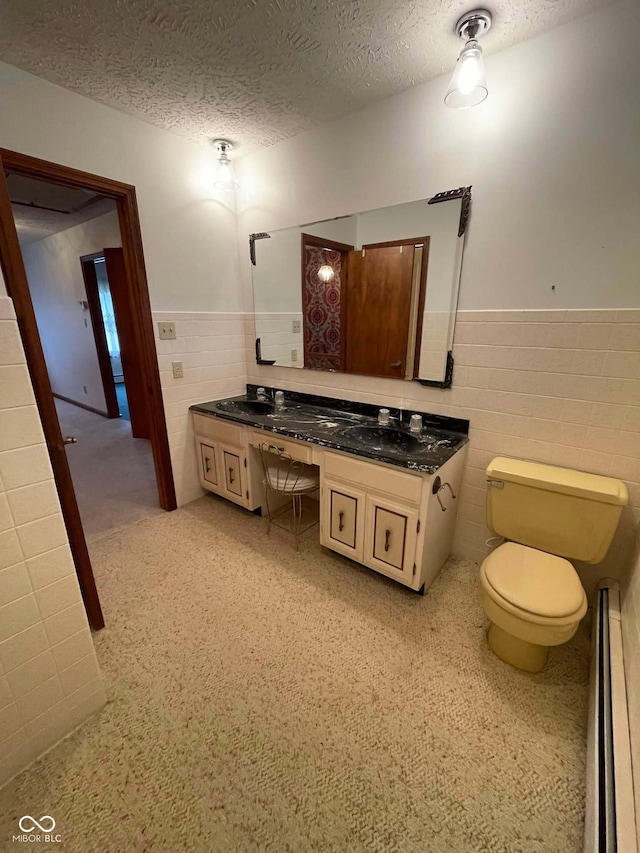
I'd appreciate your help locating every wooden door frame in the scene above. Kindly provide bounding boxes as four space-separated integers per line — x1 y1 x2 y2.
0 149 177 630
300 233 353 371
79 252 120 419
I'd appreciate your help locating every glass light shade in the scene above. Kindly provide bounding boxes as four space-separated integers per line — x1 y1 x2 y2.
214 154 239 190
318 264 335 282
445 39 488 109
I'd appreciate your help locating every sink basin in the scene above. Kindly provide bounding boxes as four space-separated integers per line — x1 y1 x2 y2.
215 399 274 416
339 425 423 454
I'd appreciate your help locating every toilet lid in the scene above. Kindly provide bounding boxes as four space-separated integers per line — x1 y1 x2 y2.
484 543 585 618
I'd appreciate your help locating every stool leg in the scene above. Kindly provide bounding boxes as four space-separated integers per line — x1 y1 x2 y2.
293 493 301 552
264 488 272 536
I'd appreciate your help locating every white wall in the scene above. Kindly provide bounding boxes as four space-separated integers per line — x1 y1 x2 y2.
0 60 240 314
23 210 121 412
236 0 640 313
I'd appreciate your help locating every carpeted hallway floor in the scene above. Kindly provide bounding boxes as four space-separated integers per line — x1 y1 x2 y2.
0 495 590 852
55 398 162 540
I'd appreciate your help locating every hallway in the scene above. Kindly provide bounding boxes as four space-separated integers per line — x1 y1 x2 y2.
56 398 162 540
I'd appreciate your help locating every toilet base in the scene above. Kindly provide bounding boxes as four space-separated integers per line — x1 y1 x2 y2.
487 622 549 673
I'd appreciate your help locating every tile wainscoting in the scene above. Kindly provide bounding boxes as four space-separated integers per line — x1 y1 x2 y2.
153 312 248 506
0 296 105 788
254 312 303 367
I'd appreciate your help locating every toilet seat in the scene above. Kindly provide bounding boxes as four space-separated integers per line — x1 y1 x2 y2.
481 542 587 623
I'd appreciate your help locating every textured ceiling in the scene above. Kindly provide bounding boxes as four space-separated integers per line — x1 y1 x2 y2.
0 0 615 153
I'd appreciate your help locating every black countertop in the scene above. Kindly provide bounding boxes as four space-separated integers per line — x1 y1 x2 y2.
190 385 469 475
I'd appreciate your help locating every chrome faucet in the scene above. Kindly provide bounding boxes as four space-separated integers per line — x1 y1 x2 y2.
409 413 422 433
256 387 268 401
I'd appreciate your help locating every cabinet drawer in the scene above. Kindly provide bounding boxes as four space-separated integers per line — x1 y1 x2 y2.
323 451 422 505
222 448 244 498
321 480 365 562
249 430 313 464
193 413 246 447
198 439 219 487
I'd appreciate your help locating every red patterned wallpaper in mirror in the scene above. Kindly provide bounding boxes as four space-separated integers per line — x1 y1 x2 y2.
302 246 343 371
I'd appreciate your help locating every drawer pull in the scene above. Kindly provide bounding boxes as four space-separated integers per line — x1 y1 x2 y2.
384 529 391 552
338 511 345 532
228 468 235 484
205 456 212 474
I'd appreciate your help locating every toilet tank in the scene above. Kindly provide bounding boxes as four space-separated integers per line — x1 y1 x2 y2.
486 457 628 564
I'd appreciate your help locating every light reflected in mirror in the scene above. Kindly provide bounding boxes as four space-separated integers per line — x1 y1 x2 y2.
251 188 470 386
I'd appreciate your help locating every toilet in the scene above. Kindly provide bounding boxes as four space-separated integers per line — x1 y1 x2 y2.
480 457 628 672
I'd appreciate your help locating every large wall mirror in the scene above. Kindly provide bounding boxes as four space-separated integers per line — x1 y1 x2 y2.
250 187 470 387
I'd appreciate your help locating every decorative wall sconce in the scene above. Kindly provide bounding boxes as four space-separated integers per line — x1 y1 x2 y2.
445 9 492 109
318 264 335 283
212 139 239 190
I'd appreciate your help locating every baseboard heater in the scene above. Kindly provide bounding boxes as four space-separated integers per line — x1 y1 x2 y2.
585 580 638 853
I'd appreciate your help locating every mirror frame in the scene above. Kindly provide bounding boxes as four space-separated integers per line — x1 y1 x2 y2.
248 185 472 388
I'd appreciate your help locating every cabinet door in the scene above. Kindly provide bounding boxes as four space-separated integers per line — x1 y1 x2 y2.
197 438 220 492
321 480 365 562
364 496 418 585
221 446 248 504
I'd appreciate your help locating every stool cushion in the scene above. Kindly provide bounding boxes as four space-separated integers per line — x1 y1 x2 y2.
265 463 318 494
484 542 585 618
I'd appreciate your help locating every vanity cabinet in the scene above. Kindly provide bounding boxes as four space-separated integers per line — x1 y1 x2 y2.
320 451 424 588
193 414 261 510
191 407 467 595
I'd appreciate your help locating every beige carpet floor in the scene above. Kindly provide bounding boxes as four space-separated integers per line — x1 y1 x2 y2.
0 495 590 853
55 398 162 540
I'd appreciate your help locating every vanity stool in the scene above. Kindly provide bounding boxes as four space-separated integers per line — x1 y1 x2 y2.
257 442 319 550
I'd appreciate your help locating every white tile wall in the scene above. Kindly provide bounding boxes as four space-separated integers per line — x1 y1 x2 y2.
153 312 247 506
254 312 304 367
246 308 640 591
0 296 106 789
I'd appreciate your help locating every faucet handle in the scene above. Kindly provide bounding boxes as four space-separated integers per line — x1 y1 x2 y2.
275 390 285 406
256 387 266 399
409 413 422 433
378 408 390 426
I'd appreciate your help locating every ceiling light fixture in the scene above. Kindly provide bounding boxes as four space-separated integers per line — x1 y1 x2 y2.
318 264 335 283
212 139 239 190
445 9 492 109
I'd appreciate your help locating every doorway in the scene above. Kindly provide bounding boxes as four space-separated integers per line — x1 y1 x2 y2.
344 237 430 379
0 149 176 630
